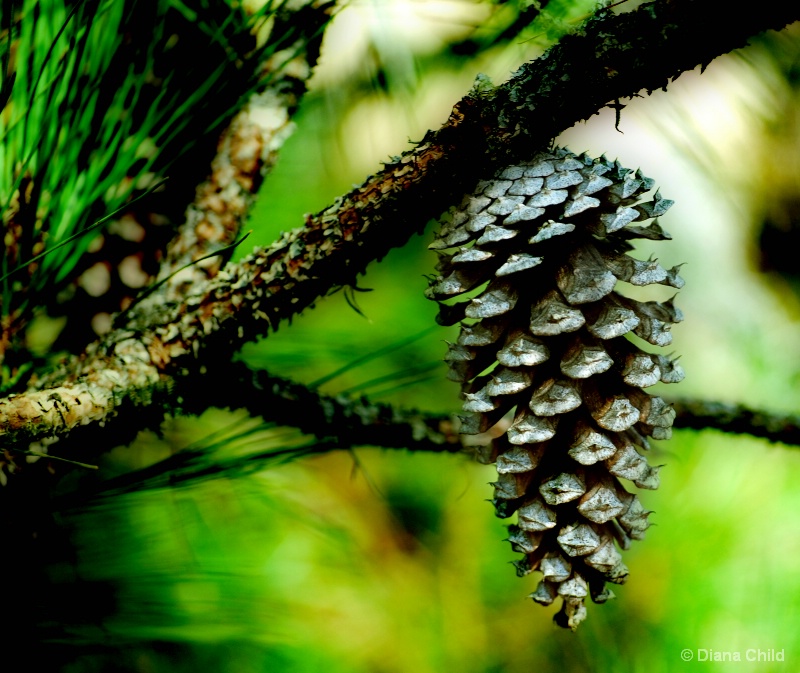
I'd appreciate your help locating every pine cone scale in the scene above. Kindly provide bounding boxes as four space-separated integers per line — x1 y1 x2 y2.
428 147 683 629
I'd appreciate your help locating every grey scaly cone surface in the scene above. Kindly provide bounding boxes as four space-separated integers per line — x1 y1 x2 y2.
427 147 683 629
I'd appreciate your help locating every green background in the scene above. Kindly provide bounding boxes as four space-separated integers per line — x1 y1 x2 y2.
47 3 800 672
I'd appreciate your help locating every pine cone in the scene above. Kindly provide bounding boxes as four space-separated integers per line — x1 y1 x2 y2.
427 147 684 629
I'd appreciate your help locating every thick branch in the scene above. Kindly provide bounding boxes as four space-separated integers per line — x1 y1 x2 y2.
2 0 799 455
129 0 800 355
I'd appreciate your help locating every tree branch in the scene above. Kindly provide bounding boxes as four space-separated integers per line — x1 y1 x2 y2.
670 399 800 446
2 363 466 494
178 373 800 451
62 390 800 512
2 0 799 461
12 366 800 499
181 361 465 454
0 2 332 456
158 3 333 293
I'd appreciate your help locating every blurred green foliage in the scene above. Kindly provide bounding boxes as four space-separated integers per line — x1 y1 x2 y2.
0 0 295 383
13 1 800 672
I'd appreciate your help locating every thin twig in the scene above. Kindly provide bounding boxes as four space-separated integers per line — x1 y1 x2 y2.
671 398 800 446
186 369 800 450
180 361 465 454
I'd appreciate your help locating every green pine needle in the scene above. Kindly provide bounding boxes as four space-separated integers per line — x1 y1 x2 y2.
0 0 316 345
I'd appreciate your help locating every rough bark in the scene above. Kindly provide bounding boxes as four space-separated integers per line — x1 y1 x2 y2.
1 0 799 466
36 373 800 502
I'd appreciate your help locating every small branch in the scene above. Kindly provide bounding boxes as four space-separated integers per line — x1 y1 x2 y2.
180 372 800 450
65 388 800 507
10 371 800 497
4 363 466 495
671 398 800 446
159 2 333 293
178 361 465 455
